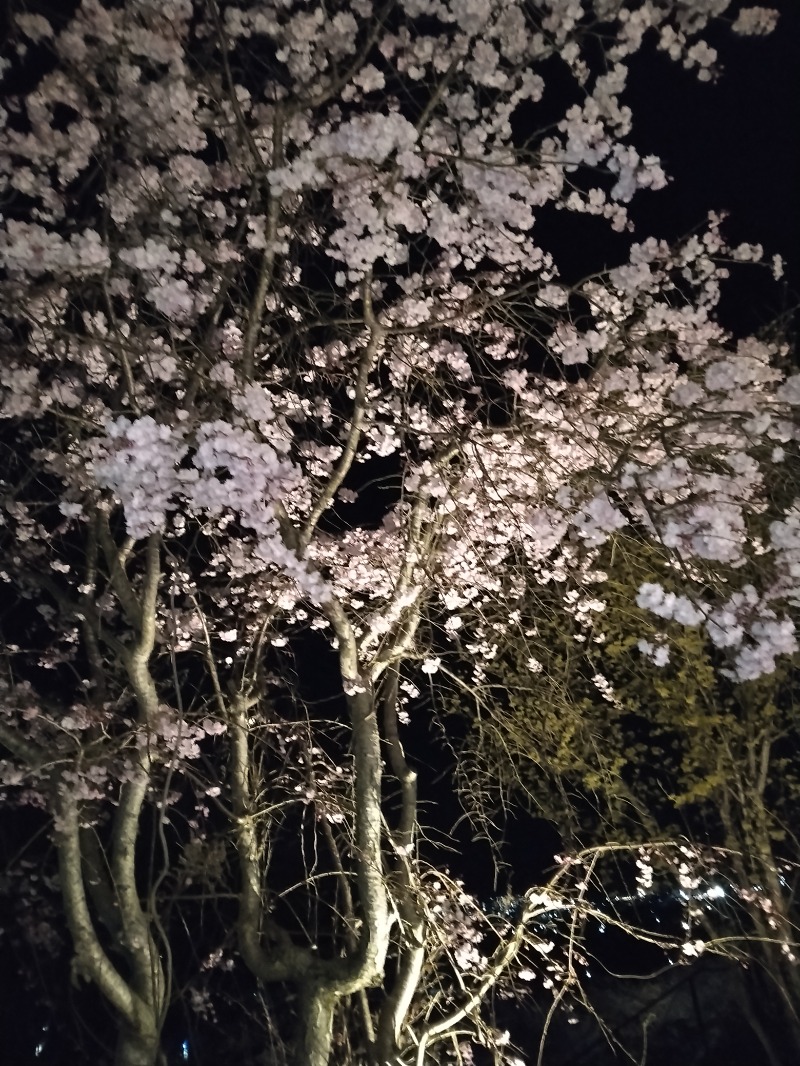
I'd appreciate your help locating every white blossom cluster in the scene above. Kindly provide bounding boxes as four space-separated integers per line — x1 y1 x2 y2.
93 417 188 540
636 581 799 682
0 222 109 278
92 416 327 601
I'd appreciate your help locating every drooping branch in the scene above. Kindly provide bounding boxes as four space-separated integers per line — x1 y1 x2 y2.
96 514 142 631
298 288 384 555
316 813 376 1047
227 690 312 984
80 825 122 940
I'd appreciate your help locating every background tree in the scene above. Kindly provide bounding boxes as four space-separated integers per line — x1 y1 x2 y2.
453 483 800 1061
0 2 797 1065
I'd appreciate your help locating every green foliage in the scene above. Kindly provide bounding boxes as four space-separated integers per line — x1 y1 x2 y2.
448 529 800 857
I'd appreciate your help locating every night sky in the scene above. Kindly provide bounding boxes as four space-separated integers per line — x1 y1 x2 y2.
535 3 800 337
628 2 800 336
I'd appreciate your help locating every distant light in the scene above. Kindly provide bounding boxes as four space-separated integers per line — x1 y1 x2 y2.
35 1024 49 1057
182 1040 189 1061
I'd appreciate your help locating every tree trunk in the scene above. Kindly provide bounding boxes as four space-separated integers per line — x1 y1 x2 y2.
297 983 337 1066
114 1024 162 1066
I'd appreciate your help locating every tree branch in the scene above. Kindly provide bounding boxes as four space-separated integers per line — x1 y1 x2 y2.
298 287 384 555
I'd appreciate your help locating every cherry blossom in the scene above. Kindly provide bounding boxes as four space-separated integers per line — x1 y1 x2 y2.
0 2 795 1065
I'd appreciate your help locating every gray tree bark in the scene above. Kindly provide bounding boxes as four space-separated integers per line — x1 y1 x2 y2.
115 1025 163 1066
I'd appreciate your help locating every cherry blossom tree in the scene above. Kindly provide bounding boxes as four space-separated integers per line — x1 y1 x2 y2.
450 518 800 1060
0 1 796 1065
